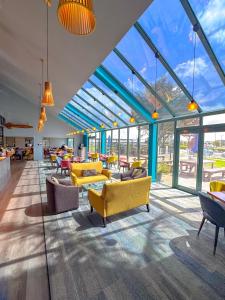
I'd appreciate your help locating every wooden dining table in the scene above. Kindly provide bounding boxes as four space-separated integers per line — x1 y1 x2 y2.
207 191 225 204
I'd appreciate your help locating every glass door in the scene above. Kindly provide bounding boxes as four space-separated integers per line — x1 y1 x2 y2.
175 131 200 191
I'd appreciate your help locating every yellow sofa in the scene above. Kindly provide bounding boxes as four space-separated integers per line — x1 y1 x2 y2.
210 181 225 192
88 176 151 226
70 161 111 187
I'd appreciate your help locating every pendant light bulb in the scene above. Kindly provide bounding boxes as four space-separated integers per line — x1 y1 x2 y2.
152 110 159 120
187 100 198 111
129 116 135 123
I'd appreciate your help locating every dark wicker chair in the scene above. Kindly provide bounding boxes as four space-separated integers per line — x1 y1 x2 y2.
198 192 225 255
46 176 79 214
120 167 147 181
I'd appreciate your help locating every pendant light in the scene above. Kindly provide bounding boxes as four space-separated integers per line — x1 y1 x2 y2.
100 124 105 129
187 25 199 111
57 0 96 35
152 53 159 120
92 127 96 131
113 121 118 127
42 2 55 106
130 70 136 124
40 60 47 123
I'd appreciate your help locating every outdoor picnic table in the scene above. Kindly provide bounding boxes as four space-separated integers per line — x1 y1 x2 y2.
180 159 214 176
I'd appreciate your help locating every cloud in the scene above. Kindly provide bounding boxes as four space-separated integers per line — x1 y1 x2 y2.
174 57 207 78
196 0 225 44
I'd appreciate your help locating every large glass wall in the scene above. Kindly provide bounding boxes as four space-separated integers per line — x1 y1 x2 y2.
140 125 149 169
128 126 139 162
88 134 96 153
157 122 174 186
111 129 119 157
106 130 112 155
120 128 128 161
96 132 100 153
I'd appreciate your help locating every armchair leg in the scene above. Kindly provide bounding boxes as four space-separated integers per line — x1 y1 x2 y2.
213 226 220 255
90 206 93 213
146 204 150 212
102 217 106 227
197 217 206 236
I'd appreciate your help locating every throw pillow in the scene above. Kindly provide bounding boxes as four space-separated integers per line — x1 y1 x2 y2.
51 176 59 184
131 168 143 178
82 169 97 177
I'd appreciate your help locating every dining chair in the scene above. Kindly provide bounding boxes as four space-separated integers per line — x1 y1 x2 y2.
198 192 225 255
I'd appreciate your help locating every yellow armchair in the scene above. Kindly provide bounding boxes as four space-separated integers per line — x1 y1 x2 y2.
88 176 151 226
131 161 143 168
210 181 225 192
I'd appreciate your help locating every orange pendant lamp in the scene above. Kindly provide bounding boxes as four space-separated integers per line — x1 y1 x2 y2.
129 116 135 123
42 3 55 106
40 107 47 122
57 0 96 35
151 53 159 120
187 26 199 112
113 121 118 127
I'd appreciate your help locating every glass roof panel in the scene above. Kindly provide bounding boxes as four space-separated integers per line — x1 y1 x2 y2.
89 75 146 123
61 111 86 129
139 0 225 111
189 0 225 73
63 108 93 129
83 81 131 123
69 98 111 128
116 26 194 116
78 87 124 127
82 81 128 125
102 51 172 120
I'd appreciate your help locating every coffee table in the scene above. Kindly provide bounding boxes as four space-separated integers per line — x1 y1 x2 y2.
82 181 106 198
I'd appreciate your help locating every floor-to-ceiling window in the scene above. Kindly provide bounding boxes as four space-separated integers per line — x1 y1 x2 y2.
96 132 100 153
111 129 119 157
140 125 149 169
128 126 139 162
157 122 174 186
120 128 128 161
67 138 74 148
106 130 112 155
88 133 96 153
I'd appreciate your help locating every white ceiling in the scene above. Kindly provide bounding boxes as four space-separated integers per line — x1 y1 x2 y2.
0 0 152 118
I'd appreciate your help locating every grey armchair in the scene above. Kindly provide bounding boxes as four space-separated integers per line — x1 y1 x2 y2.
198 192 225 255
120 167 147 181
46 176 79 214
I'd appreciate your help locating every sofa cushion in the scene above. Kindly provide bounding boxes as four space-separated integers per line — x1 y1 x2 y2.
71 161 103 177
77 174 108 185
82 169 97 177
51 176 59 184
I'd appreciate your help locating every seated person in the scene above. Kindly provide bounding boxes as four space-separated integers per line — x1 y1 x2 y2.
120 167 147 181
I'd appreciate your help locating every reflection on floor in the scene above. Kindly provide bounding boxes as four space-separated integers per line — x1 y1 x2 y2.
40 161 225 300
0 161 49 300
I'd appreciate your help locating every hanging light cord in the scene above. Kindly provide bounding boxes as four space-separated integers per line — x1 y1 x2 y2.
154 54 158 111
192 31 197 100
41 58 44 92
46 3 49 81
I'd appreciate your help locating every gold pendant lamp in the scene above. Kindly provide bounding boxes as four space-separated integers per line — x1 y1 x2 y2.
42 2 55 106
151 53 159 120
57 0 96 35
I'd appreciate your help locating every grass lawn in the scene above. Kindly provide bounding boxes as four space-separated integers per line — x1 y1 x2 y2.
204 157 225 168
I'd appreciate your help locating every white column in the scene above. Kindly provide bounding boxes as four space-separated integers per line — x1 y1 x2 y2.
33 133 43 161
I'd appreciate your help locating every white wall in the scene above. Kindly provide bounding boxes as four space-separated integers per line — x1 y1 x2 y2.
0 88 73 160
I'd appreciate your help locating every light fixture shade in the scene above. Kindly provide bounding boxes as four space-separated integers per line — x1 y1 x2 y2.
129 116 135 123
100 124 105 129
42 81 55 106
92 127 96 131
113 121 118 127
37 119 44 131
40 107 47 122
152 110 159 120
187 100 198 111
57 0 96 35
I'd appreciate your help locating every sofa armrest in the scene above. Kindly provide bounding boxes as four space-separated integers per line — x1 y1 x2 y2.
133 169 147 180
70 172 78 185
88 189 105 217
102 169 112 180
58 178 73 186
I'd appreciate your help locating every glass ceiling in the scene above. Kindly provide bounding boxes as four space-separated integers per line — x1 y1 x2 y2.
60 0 225 130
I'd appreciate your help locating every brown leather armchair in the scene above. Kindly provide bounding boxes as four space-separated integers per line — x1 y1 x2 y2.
46 176 79 214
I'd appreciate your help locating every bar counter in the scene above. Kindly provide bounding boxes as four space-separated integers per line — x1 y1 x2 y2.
0 157 11 192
